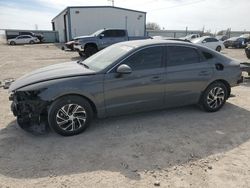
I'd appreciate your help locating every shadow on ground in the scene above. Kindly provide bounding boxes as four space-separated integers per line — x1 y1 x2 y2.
0 102 250 180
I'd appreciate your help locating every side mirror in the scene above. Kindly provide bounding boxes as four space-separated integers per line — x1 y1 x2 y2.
202 40 206 43
116 64 132 74
99 34 104 39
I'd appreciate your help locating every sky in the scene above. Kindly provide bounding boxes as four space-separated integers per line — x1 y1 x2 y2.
0 0 249 33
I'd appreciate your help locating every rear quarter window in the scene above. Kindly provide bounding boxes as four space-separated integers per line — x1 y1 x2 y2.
202 51 214 59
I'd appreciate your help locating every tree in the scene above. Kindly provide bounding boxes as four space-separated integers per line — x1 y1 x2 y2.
217 30 224 35
146 22 161 30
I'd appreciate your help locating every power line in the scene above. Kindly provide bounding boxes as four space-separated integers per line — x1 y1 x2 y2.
148 0 205 11
132 0 157 6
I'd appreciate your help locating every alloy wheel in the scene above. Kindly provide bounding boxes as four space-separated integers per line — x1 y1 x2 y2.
56 104 86 132
207 87 225 109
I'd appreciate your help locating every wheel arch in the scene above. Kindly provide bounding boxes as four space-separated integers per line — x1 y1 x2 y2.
50 93 98 116
205 79 231 99
84 43 98 50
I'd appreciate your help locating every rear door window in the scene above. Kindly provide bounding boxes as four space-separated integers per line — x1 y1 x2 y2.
167 46 200 66
114 30 126 37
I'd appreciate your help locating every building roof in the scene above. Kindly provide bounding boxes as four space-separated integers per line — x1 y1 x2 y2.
52 6 146 21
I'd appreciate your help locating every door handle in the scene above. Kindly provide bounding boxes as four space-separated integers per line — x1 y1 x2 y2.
198 71 210 76
151 76 162 81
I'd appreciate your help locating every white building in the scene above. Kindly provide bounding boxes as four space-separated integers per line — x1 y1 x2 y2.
51 6 146 42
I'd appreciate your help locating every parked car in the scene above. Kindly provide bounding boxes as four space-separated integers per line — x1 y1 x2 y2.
240 62 250 76
215 35 228 41
9 40 243 136
19 32 44 42
73 28 148 57
240 34 250 39
152 36 191 43
6 32 44 43
246 44 250 59
179 34 200 41
8 35 40 45
223 37 249 48
192 36 225 52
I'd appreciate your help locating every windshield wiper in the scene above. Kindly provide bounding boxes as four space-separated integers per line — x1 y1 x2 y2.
82 63 89 69
77 61 89 69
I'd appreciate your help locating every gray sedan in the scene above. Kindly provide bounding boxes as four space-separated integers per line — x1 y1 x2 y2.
9 40 243 136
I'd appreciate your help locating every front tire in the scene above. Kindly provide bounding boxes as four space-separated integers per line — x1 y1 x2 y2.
216 46 221 52
200 82 228 112
78 51 85 58
48 96 93 136
29 40 35 44
10 41 16 45
85 45 98 57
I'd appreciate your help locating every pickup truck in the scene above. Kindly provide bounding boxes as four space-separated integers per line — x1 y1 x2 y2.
179 34 201 41
73 29 148 57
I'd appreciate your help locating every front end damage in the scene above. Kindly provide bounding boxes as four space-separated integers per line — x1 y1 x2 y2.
9 90 50 134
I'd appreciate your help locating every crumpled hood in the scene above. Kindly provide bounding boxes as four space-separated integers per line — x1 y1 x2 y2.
9 62 95 91
77 36 96 42
74 35 91 40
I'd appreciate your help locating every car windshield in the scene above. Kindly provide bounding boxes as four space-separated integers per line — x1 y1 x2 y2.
82 44 135 71
90 29 105 36
237 38 244 41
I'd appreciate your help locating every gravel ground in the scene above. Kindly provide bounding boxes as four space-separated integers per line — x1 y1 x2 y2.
0 42 250 188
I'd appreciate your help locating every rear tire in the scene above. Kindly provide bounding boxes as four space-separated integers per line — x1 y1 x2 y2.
48 96 93 136
200 82 228 112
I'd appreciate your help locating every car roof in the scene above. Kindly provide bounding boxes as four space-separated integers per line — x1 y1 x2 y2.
17 35 32 37
115 39 196 48
114 39 226 58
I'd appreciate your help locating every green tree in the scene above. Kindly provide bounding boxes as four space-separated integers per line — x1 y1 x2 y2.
146 22 161 30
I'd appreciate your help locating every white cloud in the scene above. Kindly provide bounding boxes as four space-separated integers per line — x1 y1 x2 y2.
0 6 54 30
0 0 250 32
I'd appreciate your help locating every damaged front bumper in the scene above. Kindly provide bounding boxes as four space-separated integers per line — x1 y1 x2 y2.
9 91 49 134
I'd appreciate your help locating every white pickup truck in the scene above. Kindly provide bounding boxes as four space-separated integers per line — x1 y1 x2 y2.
73 28 148 57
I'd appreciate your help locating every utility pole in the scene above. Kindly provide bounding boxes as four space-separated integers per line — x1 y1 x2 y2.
108 0 114 6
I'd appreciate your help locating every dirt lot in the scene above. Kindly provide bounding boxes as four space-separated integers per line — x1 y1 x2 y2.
0 42 250 188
